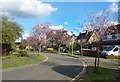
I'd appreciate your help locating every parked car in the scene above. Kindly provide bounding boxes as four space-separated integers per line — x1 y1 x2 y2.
101 46 120 57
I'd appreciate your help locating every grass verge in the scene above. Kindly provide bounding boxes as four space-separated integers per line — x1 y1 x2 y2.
1 55 45 69
62 54 86 58
106 56 120 59
80 64 114 81
2 53 26 62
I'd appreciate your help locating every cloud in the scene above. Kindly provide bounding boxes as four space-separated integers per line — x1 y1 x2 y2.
15 39 21 42
64 21 69 25
50 25 64 30
23 33 30 37
106 0 119 2
0 0 57 18
67 31 74 36
109 3 118 12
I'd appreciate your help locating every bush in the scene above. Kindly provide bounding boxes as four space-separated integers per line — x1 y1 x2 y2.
6 41 15 50
13 48 16 52
2 53 20 60
74 50 80 55
74 46 81 50
82 50 101 57
19 50 27 57
105 55 120 59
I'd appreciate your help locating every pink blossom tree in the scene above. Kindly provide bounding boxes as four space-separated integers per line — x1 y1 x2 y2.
27 22 51 57
51 29 71 52
79 8 117 42
77 8 118 71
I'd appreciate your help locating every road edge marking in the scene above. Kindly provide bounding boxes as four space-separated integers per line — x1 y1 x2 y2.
70 58 87 82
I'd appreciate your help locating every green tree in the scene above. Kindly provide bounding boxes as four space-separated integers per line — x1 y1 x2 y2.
0 17 23 55
1 17 23 44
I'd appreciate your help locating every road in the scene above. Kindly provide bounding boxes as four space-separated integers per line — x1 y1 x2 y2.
2 53 84 80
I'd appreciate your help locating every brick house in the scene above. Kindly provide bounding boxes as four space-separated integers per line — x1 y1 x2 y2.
101 23 120 49
76 30 100 50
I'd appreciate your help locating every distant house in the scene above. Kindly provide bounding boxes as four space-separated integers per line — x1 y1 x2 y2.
25 45 33 50
15 42 21 50
76 30 100 50
101 23 120 49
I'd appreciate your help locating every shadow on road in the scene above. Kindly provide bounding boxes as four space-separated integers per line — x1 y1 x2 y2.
52 65 83 78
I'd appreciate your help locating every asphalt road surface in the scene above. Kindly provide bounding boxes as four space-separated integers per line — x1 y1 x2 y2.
2 53 84 80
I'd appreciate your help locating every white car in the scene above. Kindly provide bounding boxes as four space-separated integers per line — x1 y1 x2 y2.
101 46 120 56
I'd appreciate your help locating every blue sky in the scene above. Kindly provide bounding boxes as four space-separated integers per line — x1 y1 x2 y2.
0 0 118 41
15 2 117 37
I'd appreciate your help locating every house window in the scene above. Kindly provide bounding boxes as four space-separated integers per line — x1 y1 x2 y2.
107 35 112 40
78 40 81 43
82 39 85 42
118 34 120 39
112 35 117 39
92 47 97 50
113 48 118 52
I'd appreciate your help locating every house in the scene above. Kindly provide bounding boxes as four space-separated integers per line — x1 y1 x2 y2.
101 23 120 49
76 30 100 50
15 42 21 50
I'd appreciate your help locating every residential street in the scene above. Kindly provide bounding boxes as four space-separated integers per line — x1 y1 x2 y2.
2 53 84 80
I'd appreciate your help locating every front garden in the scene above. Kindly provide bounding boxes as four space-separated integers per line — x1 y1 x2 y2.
1 49 45 69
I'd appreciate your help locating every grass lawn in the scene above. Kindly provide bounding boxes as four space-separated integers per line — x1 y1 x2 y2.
1 55 45 69
2 53 26 62
62 54 86 58
0 57 1 62
106 56 120 59
80 64 114 81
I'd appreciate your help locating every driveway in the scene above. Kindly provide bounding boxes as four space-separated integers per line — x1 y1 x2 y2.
2 52 84 80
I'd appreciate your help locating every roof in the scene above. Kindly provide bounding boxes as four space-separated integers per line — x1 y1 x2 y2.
101 39 120 45
104 23 120 36
77 30 93 41
15 42 21 45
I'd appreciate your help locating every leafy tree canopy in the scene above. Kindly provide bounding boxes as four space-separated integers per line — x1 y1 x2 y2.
0 17 23 44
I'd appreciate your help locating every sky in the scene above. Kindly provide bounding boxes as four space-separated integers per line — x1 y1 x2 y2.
0 0 119 42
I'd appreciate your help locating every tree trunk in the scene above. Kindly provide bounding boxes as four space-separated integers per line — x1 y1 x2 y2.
58 44 61 52
97 54 100 71
68 45 71 51
38 45 41 57
94 53 97 69
96 50 100 71
81 44 83 56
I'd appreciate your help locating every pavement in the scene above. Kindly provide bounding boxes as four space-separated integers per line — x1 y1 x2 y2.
2 52 85 81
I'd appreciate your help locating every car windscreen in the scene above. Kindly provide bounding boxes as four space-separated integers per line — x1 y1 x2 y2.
104 47 114 51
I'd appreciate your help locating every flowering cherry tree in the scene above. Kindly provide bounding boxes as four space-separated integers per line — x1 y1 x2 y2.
77 8 118 71
79 8 118 42
51 29 71 52
27 22 51 57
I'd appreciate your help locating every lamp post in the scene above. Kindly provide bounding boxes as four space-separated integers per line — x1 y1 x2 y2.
71 32 74 55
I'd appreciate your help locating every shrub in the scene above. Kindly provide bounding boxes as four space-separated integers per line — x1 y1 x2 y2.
19 50 27 57
82 50 101 57
2 53 20 60
105 55 119 59
74 50 80 55
6 41 15 50
13 48 16 52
